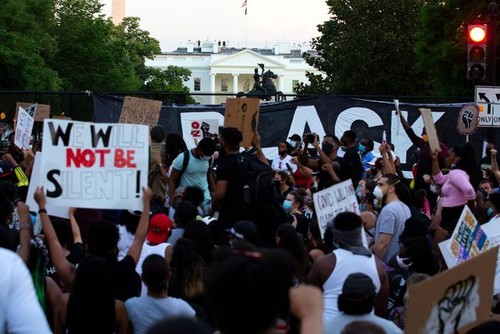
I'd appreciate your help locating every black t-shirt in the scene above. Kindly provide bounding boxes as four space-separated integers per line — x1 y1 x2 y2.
108 255 141 301
47 242 86 292
318 156 349 191
343 146 363 187
215 154 249 224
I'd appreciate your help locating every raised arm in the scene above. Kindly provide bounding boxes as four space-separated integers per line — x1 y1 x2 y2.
399 111 424 147
68 208 82 245
253 132 269 166
379 144 396 175
16 201 33 264
491 149 500 183
34 187 76 289
291 156 313 179
127 187 153 265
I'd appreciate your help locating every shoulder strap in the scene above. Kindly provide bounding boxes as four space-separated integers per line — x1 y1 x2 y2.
179 150 190 176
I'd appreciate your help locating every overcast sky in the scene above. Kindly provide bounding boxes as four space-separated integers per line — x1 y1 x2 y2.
101 0 330 52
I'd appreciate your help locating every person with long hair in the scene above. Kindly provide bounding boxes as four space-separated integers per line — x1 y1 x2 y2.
276 224 310 284
431 143 477 237
54 255 128 334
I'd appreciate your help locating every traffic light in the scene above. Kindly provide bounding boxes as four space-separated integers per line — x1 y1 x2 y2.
467 24 488 81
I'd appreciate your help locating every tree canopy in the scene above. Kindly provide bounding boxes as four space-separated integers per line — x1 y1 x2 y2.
301 0 498 97
0 0 192 93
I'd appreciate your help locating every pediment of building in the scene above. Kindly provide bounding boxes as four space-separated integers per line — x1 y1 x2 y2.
211 49 285 70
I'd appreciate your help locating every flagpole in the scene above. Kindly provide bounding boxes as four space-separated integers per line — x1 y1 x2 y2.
245 10 248 48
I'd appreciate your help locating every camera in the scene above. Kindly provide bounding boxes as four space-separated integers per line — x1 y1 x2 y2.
304 133 317 144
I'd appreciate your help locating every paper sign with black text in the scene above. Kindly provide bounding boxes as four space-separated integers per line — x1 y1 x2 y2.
224 98 260 147
14 106 34 149
40 119 148 210
313 180 360 238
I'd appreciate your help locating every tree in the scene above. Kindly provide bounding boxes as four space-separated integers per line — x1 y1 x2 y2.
415 0 493 96
143 66 195 103
0 0 61 90
300 0 430 96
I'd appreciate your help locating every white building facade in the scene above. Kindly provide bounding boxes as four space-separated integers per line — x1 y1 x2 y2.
145 41 322 104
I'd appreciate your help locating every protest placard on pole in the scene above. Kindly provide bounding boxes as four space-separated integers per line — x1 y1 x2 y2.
40 119 149 210
405 247 497 334
224 98 260 147
419 108 441 152
119 96 162 127
14 107 35 149
312 180 360 238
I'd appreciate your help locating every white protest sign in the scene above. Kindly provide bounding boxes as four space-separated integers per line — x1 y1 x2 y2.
26 152 69 219
14 106 35 149
313 180 360 238
40 119 149 210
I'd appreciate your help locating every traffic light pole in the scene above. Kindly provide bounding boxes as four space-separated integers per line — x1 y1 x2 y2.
489 2 497 86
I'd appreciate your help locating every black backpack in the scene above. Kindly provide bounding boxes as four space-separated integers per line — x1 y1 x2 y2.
236 151 277 205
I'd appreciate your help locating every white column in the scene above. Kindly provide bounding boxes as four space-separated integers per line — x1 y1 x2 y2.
232 74 239 93
210 73 216 104
278 74 284 92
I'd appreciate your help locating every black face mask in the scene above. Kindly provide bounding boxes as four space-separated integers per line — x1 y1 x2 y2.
322 143 334 154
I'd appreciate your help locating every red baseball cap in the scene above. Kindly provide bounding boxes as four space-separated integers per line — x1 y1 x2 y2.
147 214 173 244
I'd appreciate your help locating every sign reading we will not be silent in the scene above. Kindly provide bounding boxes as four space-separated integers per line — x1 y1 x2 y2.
40 119 149 210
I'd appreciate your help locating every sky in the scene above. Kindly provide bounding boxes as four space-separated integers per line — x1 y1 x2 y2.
101 0 330 52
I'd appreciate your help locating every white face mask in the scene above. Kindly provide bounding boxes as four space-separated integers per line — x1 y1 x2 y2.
429 184 439 194
396 255 413 269
373 186 384 200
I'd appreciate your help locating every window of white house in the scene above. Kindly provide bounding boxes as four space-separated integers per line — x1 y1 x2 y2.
292 80 300 93
194 78 201 91
221 78 228 92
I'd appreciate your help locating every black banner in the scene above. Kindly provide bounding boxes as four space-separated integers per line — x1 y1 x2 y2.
93 94 494 173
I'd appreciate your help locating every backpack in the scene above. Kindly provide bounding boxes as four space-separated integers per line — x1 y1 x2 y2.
236 151 277 205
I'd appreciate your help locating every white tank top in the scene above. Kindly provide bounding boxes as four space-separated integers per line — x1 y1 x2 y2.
322 248 381 319
136 242 171 296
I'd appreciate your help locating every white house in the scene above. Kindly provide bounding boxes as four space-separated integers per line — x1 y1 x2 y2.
145 41 322 104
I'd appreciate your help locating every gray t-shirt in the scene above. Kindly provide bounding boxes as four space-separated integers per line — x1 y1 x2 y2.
324 312 403 334
125 295 195 334
374 200 411 263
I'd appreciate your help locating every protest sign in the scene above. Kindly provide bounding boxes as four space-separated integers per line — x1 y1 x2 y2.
419 108 442 153
15 103 50 121
26 152 69 219
446 205 490 265
224 98 260 147
312 180 359 238
14 107 34 149
40 119 149 210
405 247 497 334
119 96 162 127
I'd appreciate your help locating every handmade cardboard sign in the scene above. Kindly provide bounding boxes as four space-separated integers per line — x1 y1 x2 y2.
119 96 162 127
224 98 260 147
40 119 149 210
312 180 360 238
420 108 441 153
405 247 497 334
15 102 50 121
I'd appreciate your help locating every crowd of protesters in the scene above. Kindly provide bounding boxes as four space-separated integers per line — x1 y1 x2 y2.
2 113 500 334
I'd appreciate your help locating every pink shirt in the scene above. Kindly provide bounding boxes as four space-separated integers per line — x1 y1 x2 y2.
433 170 475 207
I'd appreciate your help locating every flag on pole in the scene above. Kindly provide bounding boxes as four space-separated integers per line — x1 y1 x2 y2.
241 0 247 14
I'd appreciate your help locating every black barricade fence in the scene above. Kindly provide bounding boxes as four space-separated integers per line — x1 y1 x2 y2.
93 94 494 175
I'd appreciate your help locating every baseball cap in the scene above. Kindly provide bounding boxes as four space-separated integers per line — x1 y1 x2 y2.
226 220 259 241
288 134 301 142
0 160 13 179
147 213 173 244
342 273 376 298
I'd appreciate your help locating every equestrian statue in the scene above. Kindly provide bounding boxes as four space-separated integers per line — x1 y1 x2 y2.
237 63 286 102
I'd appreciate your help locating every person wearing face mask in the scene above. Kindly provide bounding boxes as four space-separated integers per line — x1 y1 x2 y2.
399 112 448 199
303 134 349 191
284 192 309 239
359 138 376 180
370 174 411 264
169 138 217 215
271 141 298 175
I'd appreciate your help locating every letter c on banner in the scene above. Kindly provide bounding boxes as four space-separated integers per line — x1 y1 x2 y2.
335 107 383 137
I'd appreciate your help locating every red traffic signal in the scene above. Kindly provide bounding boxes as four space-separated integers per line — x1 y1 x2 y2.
467 24 488 81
